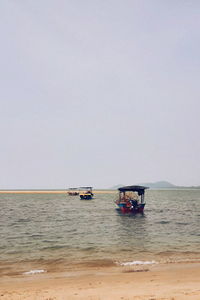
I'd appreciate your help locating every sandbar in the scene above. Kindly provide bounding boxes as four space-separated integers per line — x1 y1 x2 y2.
0 190 116 194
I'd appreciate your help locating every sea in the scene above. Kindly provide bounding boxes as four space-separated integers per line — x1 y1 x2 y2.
0 189 200 275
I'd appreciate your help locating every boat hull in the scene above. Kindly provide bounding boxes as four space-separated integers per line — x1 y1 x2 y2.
80 194 93 200
117 203 145 214
68 192 79 196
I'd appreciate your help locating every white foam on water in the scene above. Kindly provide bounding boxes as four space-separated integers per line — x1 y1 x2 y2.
23 269 46 275
119 260 157 266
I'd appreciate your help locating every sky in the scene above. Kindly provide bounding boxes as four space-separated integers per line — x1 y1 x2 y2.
0 0 200 189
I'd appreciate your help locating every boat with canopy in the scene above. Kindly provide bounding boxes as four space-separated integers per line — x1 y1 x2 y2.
67 188 79 196
79 187 94 200
115 185 149 213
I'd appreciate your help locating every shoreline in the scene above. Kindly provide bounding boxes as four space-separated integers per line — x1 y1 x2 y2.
1 250 200 277
0 190 117 194
0 261 200 299
1 253 200 275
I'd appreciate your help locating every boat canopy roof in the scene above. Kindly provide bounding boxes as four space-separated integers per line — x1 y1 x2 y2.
118 185 149 193
79 186 93 189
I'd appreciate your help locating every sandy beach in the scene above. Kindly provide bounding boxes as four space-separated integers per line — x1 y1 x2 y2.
0 262 200 300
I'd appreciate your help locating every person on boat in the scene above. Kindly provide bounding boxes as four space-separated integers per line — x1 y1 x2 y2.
130 199 138 208
120 194 126 203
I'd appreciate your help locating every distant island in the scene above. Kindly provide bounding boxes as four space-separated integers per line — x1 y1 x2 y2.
111 181 200 189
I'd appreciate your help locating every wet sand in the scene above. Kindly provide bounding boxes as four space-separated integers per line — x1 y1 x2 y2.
0 262 200 300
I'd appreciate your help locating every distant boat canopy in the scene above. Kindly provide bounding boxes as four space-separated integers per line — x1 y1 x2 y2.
67 187 79 196
79 187 93 190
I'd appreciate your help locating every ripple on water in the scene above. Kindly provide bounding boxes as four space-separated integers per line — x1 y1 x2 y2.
0 190 200 263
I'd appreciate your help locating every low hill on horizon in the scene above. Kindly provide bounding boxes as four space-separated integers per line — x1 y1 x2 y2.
110 181 200 189
140 181 176 189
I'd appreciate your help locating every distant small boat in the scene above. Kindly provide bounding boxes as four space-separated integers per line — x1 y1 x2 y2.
79 187 93 200
115 185 149 213
67 188 79 196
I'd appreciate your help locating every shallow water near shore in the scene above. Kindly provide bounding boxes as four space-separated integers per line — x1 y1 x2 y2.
0 189 200 274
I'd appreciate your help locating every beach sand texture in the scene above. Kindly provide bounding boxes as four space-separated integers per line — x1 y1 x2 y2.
0 262 200 300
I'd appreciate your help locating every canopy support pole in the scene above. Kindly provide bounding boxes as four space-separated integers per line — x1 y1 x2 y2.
141 193 145 204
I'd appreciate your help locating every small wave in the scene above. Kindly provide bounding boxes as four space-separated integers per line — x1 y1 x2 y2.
5 250 22 255
155 221 170 224
43 240 58 243
119 248 132 252
118 260 157 266
23 269 46 275
30 234 44 238
157 250 200 256
17 218 31 223
82 247 96 251
79 259 114 267
41 245 67 250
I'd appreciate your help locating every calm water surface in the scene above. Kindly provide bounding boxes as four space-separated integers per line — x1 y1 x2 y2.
0 190 200 266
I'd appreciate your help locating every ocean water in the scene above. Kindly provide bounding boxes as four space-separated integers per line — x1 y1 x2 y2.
0 190 200 272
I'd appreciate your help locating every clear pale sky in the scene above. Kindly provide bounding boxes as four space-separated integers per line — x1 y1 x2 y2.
0 1 200 189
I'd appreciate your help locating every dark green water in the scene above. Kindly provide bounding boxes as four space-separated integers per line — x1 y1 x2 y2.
0 190 200 266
